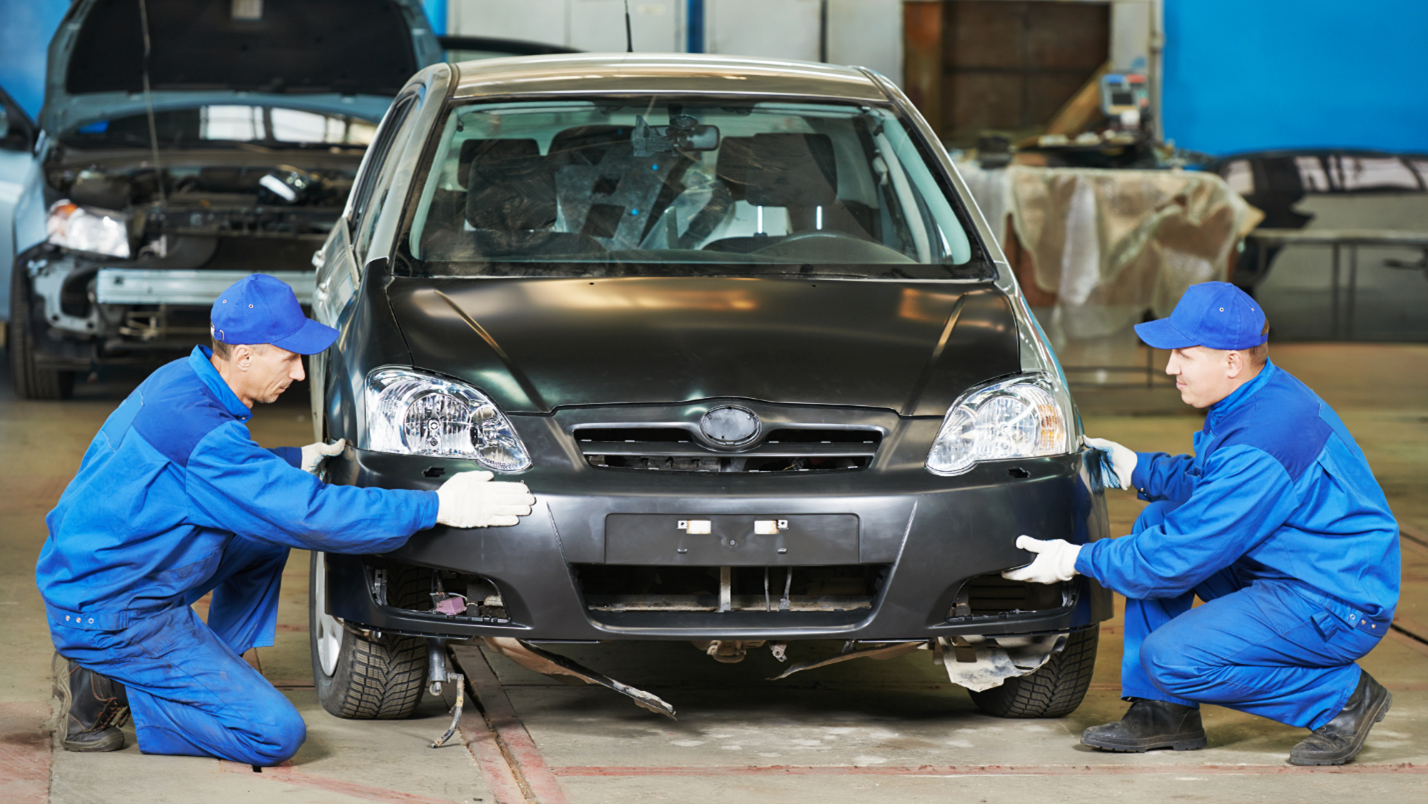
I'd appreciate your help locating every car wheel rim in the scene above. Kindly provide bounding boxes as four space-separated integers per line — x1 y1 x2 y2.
314 551 342 677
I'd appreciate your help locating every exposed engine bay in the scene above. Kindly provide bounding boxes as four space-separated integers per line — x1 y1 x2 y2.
21 147 360 366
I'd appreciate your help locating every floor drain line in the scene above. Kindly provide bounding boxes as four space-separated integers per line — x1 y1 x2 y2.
449 646 562 804
470 692 538 803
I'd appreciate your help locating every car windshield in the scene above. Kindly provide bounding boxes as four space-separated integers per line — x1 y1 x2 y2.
67 106 377 149
399 99 987 279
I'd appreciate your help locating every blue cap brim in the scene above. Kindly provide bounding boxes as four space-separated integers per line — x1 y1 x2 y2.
270 317 339 355
1134 317 1199 350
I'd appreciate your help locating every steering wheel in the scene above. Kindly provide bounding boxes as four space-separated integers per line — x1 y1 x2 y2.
761 230 863 247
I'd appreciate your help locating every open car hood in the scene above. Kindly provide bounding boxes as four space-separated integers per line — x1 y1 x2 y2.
387 276 1021 415
40 0 442 134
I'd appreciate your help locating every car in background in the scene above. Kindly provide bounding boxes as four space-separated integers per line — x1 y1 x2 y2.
2 0 444 399
308 53 1113 722
1213 149 1428 289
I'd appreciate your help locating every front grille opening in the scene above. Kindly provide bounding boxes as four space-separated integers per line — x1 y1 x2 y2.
587 454 872 472
574 563 888 613
947 574 1071 621
763 428 883 445
576 426 882 473
575 427 695 444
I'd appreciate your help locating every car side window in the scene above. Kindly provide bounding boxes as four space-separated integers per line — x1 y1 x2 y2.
355 97 424 262
348 95 416 248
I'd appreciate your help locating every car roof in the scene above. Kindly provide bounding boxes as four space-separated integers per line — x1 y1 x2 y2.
450 54 894 104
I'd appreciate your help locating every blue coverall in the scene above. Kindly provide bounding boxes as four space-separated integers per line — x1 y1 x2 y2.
37 346 440 765
1076 360 1400 730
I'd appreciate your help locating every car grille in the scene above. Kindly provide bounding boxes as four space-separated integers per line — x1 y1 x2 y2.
946 574 1072 622
576 426 882 473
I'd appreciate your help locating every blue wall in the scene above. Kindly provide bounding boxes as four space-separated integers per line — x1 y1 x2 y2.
0 0 67 119
422 0 446 35
1163 0 1428 155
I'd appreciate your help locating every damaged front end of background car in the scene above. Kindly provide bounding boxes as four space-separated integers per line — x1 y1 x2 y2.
14 148 363 396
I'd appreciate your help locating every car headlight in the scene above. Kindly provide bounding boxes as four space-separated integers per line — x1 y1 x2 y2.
46 200 131 259
925 375 1071 476
363 368 532 473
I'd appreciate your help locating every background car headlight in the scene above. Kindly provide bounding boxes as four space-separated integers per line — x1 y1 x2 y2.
46 200 131 258
363 368 531 473
926 375 1070 476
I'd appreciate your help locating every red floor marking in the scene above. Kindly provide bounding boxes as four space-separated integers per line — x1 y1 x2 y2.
218 760 466 803
0 702 51 804
550 762 1428 778
453 645 570 804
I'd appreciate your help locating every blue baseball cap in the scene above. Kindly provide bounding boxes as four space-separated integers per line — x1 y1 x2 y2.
1134 281 1267 351
210 274 338 355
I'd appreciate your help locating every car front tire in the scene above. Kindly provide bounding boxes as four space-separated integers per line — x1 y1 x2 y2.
968 627 1098 718
309 551 429 719
8 266 75 400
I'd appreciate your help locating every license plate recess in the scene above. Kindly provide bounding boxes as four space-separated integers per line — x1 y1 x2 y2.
604 514 860 565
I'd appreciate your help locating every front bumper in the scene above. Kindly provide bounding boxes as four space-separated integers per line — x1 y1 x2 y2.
95 268 316 305
15 242 319 369
322 433 1113 642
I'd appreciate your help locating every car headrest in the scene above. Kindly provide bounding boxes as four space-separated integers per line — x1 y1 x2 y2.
548 125 633 167
464 139 557 231
716 133 838 207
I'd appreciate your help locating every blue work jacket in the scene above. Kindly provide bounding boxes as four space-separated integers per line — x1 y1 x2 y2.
1076 360 1399 622
36 346 439 616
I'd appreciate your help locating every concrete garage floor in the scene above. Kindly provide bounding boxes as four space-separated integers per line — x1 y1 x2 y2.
0 343 1424 803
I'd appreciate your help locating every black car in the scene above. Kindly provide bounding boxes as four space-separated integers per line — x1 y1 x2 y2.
308 54 1112 721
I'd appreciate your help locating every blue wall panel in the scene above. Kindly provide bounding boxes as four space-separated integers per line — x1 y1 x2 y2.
0 0 67 119
422 0 447 35
1163 0 1428 155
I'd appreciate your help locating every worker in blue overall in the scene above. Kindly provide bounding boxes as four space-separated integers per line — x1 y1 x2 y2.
1007 281 1399 766
37 274 536 765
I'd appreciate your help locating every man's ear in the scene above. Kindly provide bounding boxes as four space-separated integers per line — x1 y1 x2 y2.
1225 349 1244 379
232 344 254 370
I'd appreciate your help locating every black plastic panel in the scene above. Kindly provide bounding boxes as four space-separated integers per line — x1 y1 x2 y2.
605 514 860 566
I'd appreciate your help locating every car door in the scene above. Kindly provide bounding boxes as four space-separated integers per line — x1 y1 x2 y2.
0 84 41 325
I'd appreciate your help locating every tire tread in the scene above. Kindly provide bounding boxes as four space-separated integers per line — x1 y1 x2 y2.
312 560 429 720
9 267 74 400
968 628 1099 718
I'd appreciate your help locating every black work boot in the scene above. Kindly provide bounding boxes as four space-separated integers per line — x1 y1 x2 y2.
1289 670 1392 766
53 653 130 752
1081 698 1208 752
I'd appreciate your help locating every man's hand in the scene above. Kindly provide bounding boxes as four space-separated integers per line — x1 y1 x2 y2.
300 439 346 475
1085 436 1136 491
436 470 536 528
1001 536 1081 584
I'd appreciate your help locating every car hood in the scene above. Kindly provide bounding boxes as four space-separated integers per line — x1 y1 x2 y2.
387 276 1021 415
40 0 441 134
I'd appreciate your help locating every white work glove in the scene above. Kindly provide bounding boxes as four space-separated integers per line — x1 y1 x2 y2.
300 439 346 475
1084 436 1137 491
436 470 536 528
1002 536 1081 584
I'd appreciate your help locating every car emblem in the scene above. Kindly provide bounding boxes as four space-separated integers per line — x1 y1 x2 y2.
700 406 761 447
